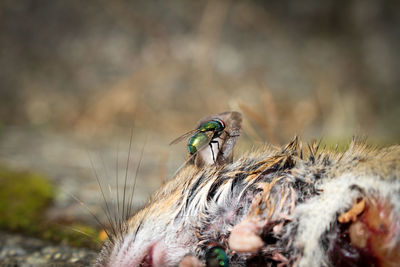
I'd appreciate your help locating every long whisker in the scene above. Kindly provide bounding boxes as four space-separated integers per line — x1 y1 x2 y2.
122 127 134 224
100 152 119 234
127 136 147 219
64 224 103 246
100 154 114 208
115 141 121 235
61 189 111 239
88 154 118 238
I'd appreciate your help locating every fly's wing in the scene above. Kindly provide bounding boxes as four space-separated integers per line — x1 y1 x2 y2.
171 131 214 176
169 129 198 145
190 131 216 167
216 111 242 165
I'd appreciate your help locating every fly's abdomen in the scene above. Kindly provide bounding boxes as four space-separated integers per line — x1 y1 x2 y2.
188 132 209 155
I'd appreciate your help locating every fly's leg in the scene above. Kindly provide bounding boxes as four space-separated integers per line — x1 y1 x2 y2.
224 130 240 138
209 140 220 163
208 143 216 163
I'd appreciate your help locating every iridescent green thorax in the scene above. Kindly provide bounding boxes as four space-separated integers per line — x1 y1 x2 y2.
188 132 210 155
198 119 225 138
205 246 229 267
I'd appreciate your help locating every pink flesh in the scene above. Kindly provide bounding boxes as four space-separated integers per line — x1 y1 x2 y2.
117 240 167 267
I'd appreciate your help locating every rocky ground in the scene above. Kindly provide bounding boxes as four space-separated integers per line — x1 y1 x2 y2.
0 231 97 267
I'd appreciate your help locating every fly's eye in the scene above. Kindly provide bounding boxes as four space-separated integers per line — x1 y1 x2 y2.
205 246 229 267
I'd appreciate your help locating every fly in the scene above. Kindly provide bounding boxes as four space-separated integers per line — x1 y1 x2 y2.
170 112 242 167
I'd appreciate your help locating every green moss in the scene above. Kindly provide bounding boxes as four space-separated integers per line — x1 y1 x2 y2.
0 166 54 233
42 222 102 249
0 165 101 249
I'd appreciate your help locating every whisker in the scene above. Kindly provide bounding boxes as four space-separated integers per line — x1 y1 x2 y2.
127 136 147 219
64 224 103 245
61 189 111 239
88 154 117 238
115 141 121 235
108 184 113 204
122 127 134 224
100 154 114 206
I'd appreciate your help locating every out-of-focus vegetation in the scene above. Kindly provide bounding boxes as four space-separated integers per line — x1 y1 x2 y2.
0 0 398 144
0 166 54 232
0 165 101 248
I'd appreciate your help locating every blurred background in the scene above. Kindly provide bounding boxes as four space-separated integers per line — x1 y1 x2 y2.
0 0 399 250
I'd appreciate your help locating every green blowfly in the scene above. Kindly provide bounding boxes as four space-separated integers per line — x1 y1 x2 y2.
205 246 229 267
186 118 225 155
170 112 242 167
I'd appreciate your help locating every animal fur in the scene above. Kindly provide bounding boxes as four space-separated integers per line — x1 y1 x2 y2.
96 137 400 266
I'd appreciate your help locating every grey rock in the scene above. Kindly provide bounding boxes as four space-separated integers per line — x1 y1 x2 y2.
0 231 97 267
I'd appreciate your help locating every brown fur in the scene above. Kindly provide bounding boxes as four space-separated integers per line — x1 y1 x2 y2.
97 137 400 266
